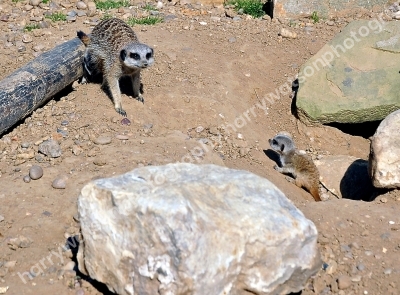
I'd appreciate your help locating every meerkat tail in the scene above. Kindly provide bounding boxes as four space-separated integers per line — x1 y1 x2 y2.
77 31 90 46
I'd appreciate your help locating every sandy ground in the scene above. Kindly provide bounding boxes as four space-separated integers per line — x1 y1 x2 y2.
0 1 399 294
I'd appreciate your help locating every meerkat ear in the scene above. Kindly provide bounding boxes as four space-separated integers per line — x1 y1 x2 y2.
151 48 154 56
120 49 127 61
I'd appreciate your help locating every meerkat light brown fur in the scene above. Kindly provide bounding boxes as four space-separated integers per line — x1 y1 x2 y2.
77 18 154 117
269 132 321 202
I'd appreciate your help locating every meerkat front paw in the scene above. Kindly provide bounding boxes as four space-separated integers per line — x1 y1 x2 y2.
115 107 127 117
137 94 144 103
285 176 295 183
274 165 283 172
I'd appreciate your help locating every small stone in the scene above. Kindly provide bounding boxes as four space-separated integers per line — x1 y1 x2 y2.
361 230 369 236
29 165 43 180
337 275 352 290
22 34 33 43
72 145 83 156
121 118 131 125
325 260 337 275
156 1 163 9
38 139 62 158
42 211 52 217
357 263 365 271
351 275 362 282
66 15 77 22
23 175 31 183
326 20 335 26
0 15 9 22
380 197 388 203
67 11 77 17
21 142 31 148
140 140 144 144
116 135 129 140
280 28 297 38
93 158 107 166
76 1 87 9
0 215 4 222
228 37 236 43
94 136 112 145
232 16 241 21
30 0 41 6
52 176 67 189
384 268 392 275
196 126 204 133
76 289 85 295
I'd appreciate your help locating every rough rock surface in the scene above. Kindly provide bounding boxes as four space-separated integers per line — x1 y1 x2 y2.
296 20 400 125
77 163 321 295
369 109 400 188
276 0 386 17
315 155 373 200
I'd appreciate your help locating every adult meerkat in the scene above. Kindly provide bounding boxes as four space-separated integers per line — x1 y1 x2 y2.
269 133 321 202
77 18 154 116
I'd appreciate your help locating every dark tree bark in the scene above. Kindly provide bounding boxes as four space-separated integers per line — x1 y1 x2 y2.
0 37 84 136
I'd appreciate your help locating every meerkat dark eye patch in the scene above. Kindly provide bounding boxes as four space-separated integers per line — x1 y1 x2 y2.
130 53 140 60
120 49 127 61
272 139 277 145
280 144 285 152
146 52 152 60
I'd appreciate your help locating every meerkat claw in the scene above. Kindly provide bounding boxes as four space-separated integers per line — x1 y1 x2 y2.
116 108 127 117
137 95 144 103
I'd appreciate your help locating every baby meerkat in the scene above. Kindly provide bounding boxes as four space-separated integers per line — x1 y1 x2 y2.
77 18 154 116
269 133 321 202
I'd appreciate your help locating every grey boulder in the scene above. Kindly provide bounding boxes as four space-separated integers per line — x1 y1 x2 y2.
77 163 321 295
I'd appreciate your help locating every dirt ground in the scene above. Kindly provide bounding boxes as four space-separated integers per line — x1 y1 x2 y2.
0 1 399 294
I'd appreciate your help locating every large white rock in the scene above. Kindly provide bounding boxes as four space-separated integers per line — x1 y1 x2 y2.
77 163 321 295
369 109 400 188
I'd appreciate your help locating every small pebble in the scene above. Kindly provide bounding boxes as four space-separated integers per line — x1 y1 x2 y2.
42 211 52 217
0 215 4 222
116 135 129 140
380 197 387 203
22 34 33 43
384 268 392 275
196 126 204 133
76 289 85 295
94 136 112 145
52 176 66 189
326 20 335 26
23 175 31 183
76 1 87 9
21 142 31 148
30 0 41 6
29 165 43 180
357 263 365 271
93 158 107 166
38 139 62 158
337 275 352 290
62 261 76 271
121 117 131 125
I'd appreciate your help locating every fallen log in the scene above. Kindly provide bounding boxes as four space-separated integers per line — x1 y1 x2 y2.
0 37 85 136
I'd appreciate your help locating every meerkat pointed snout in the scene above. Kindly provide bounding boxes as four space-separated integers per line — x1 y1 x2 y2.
77 18 154 117
269 133 322 202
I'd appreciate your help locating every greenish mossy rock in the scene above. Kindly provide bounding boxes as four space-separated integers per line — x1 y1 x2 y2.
296 20 400 125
